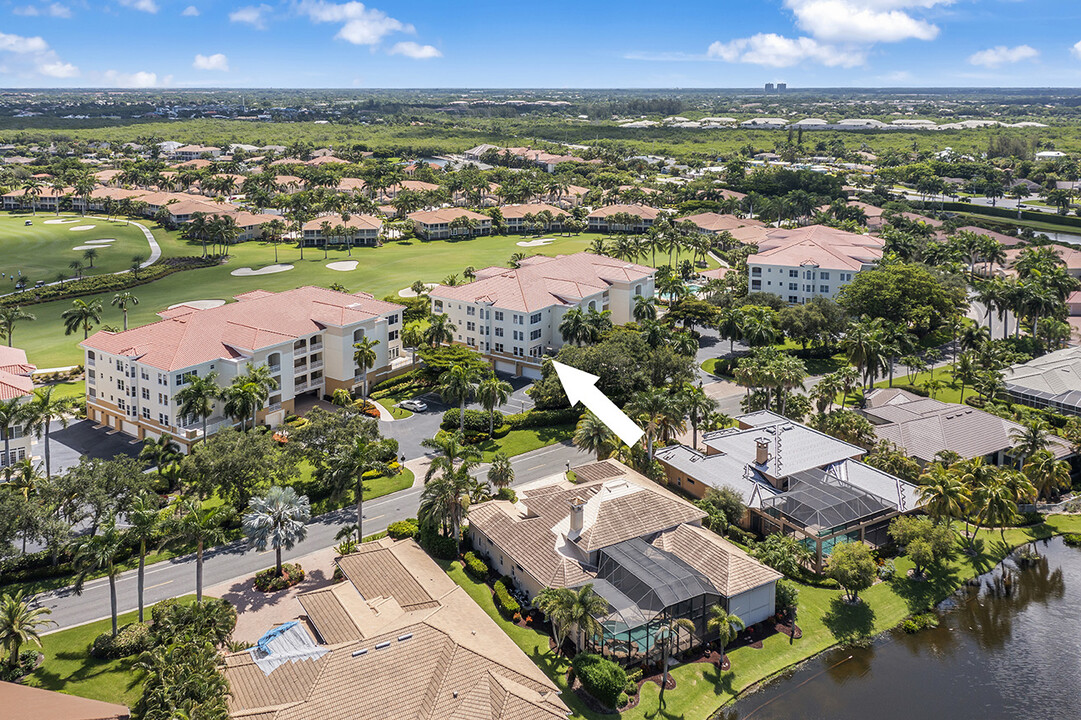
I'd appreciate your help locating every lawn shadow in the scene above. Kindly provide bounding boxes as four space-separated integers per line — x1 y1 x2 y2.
890 562 961 613
822 596 876 644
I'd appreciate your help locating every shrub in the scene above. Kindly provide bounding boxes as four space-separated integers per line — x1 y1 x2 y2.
371 370 420 394
492 424 511 439
820 577 841 590
726 526 755 546
572 653 627 709
419 527 458 560
877 559 897 580
617 692 630 708
150 598 237 646
0 649 38 682
894 383 929 398
775 578 800 613
463 551 489 581
503 408 579 428
1064 533 1081 547
387 520 419 539
902 611 940 633
496 487 517 503
254 563 304 592
440 408 504 433
493 579 520 616
91 622 153 659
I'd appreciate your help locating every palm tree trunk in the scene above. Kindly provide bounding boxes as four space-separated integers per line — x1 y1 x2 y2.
196 541 204 603
202 414 208 444
356 476 364 543
109 573 118 636
459 398 465 434
276 547 283 577
43 432 51 479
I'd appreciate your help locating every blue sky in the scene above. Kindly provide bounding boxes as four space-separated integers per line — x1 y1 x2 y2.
1 0 1080 88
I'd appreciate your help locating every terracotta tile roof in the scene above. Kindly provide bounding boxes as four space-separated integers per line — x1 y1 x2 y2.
588 204 661 220
498 203 566 219
81 286 403 372
408 208 490 225
0 346 34 400
302 214 382 231
336 541 441 613
334 177 366 192
0 681 129 720
751 225 884 271
678 212 764 233
651 524 781 597
429 252 654 313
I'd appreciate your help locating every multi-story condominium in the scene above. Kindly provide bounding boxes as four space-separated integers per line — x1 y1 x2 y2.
427 252 655 378
172 144 221 162
587 204 662 233
0 346 36 469
301 214 383 247
407 208 492 239
747 225 883 304
498 203 567 233
80 287 406 452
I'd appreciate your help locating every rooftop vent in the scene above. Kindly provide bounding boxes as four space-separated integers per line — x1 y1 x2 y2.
397 633 413 642
375 641 391 650
352 648 368 657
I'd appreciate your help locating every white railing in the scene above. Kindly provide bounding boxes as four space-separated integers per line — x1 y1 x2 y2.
309 360 323 371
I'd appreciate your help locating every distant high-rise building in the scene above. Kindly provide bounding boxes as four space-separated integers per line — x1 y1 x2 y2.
764 83 775 92
777 83 787 92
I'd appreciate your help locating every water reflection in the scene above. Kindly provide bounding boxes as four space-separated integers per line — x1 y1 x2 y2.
721 537 1080 720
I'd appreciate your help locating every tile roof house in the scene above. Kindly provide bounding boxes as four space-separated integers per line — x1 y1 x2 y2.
0 346 35 469
80 287 406 451
301 214 383 247
587 204 662 233
407 208 492 239
677 212 766 236
1002 346 1081 416
656 412 922 571
427 252 655 378
469 460 779 664
860 387 1072 463
0 682 129 720
748 225 883 304
223 538 569 720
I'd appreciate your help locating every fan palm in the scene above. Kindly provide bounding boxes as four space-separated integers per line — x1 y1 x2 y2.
243 486 311 577
0 591 52 671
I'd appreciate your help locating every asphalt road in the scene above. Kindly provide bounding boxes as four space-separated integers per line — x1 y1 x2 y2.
35 439 590 631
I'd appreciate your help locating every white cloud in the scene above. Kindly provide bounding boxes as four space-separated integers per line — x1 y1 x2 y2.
229 4 271 29
14 3 72 18
297 1 414 45
786 0 941 43
1072 40 1081 60
182 5 199 16
118 0 159 13
102 69 161 88
388 41 440 59
193 52 229 71
968 45 1039 67
707 33 865 68
0 31 79 79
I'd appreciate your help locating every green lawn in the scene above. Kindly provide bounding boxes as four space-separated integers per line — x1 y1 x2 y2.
873 367 965 404
0 214 155 288
376 398 414 420
446 515 1081 720
38 379 85 399
476 423 575 461
26 594 198 708
4 222 714 368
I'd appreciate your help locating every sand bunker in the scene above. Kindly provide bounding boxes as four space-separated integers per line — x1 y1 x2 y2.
398 282 439 298
84 238 116 245
72 245 107 251
326 260 359 271
69 225 96 231
516 238 553 247
44 218 81 225
230 264 294 277
168 299 227 310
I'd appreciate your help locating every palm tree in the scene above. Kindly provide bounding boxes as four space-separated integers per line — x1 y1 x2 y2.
559 308 589 345
476 376 512 436
487 451 514 493
423 313 455 346
572 410 616 462
61 298 103 339
0 591 52 671
560 584 607 652
82 247 99 269
536 587 575 655
706 605 744 667
73 519 125 635
918 464 969 526
352 336 380 398
326 437 391 542
111 291 139 331
633 294 657 322
222 380 260 431
681 386 717 450
1023 450 1071 500
401 322 424 368
23 386 68 478
654 617 697 700
438 364 479 434
126 492 162 622
1010 419 1049 463
243 486 311 577
0 306 35 347
166 497 229 603
176 372 220 444
419 467 475 542
627 388 680 460
975 477 1018 545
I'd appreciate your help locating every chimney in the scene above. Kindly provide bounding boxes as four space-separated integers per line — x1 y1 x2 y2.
569 496 586 534
755 438 770 466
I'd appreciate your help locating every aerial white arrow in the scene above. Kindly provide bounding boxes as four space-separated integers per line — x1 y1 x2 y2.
552 361 644 448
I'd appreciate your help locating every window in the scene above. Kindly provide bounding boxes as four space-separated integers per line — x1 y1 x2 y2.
141 370 149 381
789 283 798 291
530 312 542 324
116 360 124 372
117 379 125 391
495 327 504 337
88 369 96 382
751 267 762 276
513 330 523 341
466 306 476 316
141 407 151 419
820 271 830 280
433 300 444 312
159 393 167 405
159 413 169 425
141 388 150 400
466 321 475 332
820 285 829 293
513 314 523 325
158 373 167 386
494 342 504 353
530 346 542 357
530 329 542 341
467 337 476 346
388 330 399 341
513 346 524 357
788 296 798 303
789 269 799 278
387 314 399 325
494 310 503 321
117 399 126 411
751 280 762 290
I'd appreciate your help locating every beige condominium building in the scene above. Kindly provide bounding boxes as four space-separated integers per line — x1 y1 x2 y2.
747 225 883 304
0 346 36 469
80 286 406 452
427 252 655 378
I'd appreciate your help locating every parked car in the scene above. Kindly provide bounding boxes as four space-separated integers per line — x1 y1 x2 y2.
24 219 32 226
34 280 45 288
400 399 428 412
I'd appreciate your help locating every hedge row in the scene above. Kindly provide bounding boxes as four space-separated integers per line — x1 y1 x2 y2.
370 370 423 395
440 408 504 432
0 256 219 308
463 551 489 581
933 200 1081 229
504 408 579 429
493 577 520 616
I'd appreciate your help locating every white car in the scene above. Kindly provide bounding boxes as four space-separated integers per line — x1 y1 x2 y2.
400 399 428 412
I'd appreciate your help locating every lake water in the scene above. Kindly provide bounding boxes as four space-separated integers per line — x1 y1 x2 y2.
720 536 1081 720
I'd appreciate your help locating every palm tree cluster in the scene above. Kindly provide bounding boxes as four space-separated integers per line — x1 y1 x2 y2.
733 347 808 417
558 307 613 345
175 363 279 437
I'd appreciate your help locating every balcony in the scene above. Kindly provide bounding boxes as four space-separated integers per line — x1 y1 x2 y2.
309 359 324 372
268 363 281 373
293 360 308 371
309 341 324 352
87 357 95 367
294 380 309 392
